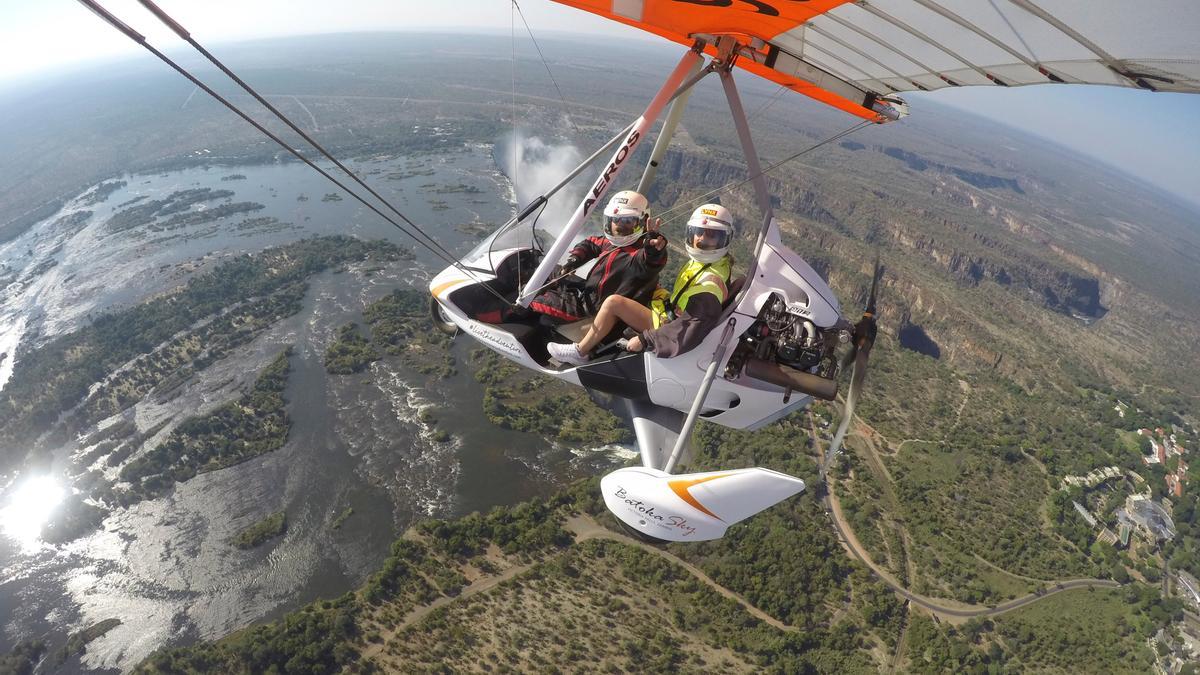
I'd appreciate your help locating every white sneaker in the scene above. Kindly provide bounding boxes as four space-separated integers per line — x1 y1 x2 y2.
548 342 588 366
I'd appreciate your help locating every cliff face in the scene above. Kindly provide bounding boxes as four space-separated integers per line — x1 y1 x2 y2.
815 254 1016 375
656 150 1107 322
876 146 1025 193
879 220 1107 321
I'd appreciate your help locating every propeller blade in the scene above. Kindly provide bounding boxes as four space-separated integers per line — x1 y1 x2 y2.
865 254 882 316
838 341 858 374
822 330 872 478
824 258 882 478
838 257 882 374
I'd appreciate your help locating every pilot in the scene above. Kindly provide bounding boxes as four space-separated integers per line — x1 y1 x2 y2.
529 189 667 324
548 203 733 364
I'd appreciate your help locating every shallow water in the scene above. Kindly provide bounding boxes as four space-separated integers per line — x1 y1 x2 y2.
0 146 626 671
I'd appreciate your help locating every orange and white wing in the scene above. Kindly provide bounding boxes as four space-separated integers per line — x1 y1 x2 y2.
554 0 1200 119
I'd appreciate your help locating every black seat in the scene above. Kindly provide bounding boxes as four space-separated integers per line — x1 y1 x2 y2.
723 275 747 309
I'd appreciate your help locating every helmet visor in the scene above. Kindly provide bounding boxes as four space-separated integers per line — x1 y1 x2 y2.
686 224 730 251
605 215 642 236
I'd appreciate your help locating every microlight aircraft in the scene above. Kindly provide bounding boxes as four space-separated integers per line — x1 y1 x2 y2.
79 0 1200 543
427 0 1200 541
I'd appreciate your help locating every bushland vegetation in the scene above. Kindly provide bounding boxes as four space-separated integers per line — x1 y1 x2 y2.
118 348 292 503
323 323 378 374
135 493 575 673
899 585 1179 673
0 236 403 465
48 619 122 668
136 483 895 673
106 188 235 232
324 289 455 378
470 349 629 444
231 510 287 550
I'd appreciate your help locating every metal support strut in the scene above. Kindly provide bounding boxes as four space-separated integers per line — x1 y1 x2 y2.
516 47 707 307
663 318 738 475
661 45 780 475
719 62 776 290
637 58 704 196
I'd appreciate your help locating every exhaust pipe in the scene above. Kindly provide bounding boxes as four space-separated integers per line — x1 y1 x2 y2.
744 358 838 401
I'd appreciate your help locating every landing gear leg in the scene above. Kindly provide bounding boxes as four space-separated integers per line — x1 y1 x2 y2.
429 296 459 337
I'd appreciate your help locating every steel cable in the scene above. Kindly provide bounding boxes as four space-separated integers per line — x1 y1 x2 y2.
81 0 513 305
655 119 875 228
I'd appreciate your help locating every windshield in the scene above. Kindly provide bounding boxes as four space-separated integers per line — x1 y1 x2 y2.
460 190 595 273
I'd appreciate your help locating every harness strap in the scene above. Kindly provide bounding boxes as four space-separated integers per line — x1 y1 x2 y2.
667 263 712 315
669 261 732 318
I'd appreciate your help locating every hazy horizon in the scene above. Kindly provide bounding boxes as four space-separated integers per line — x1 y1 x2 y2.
2 24 1197 214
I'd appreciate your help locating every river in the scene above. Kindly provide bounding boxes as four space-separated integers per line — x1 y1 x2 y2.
0 141 630 671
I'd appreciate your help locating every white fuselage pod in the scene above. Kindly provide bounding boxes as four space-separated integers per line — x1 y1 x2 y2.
430 218 842 433
642 218 842 430
429 247 582 387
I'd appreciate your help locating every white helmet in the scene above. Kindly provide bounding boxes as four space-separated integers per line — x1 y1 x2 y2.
685 204 733 263
602 190 648 247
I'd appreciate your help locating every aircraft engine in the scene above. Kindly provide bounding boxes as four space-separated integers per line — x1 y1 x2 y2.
726 292 846 400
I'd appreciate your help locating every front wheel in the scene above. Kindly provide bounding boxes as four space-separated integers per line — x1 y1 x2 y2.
429 296 459 337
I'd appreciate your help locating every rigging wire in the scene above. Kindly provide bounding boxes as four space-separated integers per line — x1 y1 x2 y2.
655 119 875 228
80 0 513 305
746 84 787 123
510 1 520 283
511 0 519 187
511 0 582 138
130 0 467 269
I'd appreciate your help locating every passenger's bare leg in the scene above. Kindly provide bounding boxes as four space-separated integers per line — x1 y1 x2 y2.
577 295 654 354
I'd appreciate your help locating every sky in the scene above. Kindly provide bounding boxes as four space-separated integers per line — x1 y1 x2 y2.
3 0 1198 209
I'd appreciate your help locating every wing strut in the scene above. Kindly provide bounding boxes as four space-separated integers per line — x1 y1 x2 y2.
517 46 709 307
661 46 788 475
663 318 738 474
637 58 703 195
716 43 775 314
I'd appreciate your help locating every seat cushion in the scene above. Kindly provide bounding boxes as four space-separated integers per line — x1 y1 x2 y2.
555 316 594 343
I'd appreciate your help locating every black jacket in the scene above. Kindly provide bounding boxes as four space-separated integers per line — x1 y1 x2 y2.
568 233 667 307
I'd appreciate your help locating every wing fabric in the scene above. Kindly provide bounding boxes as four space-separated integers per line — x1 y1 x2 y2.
554 0 1200 119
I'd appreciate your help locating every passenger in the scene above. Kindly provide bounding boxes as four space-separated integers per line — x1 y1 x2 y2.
547 203 734 365
529 190 667 324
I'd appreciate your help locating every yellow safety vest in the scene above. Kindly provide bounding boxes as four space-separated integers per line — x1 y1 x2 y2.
650 256 732 328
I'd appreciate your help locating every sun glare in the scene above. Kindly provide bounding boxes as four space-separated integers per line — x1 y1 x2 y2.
1 475 66 549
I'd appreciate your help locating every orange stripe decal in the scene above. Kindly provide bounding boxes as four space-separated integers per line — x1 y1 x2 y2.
431 280 465 299
668 474 730 521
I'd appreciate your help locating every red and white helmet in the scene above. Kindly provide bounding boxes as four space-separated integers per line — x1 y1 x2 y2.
602 190 649 246
685 204 733 263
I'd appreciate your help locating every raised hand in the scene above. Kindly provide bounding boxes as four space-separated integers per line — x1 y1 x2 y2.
646 217 666 250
